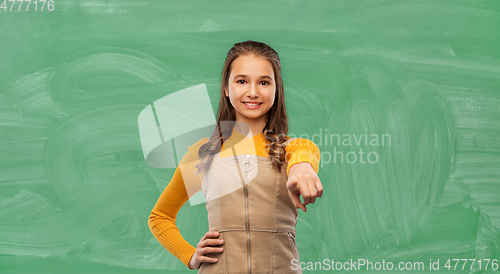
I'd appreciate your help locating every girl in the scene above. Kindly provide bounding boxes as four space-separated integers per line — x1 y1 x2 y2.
148 40 323 273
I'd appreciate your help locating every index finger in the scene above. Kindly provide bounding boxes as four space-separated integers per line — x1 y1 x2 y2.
205 231 220 239
316 179 323 198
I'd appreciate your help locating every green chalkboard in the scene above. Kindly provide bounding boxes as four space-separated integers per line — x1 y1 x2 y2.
1 0 500 273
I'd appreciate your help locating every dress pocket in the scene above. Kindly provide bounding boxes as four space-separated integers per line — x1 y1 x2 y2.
287 231 300 260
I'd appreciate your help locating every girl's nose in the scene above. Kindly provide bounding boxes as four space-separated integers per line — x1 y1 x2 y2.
246 83 259 97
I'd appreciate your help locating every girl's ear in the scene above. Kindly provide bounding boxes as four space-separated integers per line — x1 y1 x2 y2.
224 88 229 97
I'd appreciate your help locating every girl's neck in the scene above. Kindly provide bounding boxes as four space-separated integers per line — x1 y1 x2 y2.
233 119 266 139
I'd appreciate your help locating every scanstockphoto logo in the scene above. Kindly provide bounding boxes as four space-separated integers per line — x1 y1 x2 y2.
137 83 260 206
138 83 216 206
286 128 392 167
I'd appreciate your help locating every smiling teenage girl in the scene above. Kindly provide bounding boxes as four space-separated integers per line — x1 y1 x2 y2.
148 40 322 273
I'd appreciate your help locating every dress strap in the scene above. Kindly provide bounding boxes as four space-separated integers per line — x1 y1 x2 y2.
201 147 221 181
213 148 221 160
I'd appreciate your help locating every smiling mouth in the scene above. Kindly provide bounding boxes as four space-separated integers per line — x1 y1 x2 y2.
243 102 263 106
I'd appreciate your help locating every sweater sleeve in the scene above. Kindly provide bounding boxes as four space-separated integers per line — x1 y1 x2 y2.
148 138 207 270
285 138 321 175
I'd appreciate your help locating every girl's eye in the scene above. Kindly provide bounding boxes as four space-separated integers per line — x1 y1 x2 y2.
236 80 269 85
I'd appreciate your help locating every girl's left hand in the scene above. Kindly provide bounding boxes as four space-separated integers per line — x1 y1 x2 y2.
286 162 323 212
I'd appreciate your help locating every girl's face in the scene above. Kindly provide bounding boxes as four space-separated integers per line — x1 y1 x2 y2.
225 54 276 128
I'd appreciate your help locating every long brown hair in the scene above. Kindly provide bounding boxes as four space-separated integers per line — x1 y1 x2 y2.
195 40 289 176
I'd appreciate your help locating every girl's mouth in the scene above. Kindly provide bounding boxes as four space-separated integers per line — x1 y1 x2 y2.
243 102 262 109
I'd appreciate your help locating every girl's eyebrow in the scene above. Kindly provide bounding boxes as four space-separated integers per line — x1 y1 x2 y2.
234 74 274 81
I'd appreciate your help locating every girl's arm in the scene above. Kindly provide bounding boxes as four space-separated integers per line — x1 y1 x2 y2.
285 138 323 212
148 139 206 270
285 138 321 175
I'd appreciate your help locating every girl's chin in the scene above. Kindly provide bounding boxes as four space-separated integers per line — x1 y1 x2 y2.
238 112 265 120
236 107 270 120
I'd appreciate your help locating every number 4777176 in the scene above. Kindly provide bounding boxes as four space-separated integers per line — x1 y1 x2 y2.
444 259 498 271
1 0 55 11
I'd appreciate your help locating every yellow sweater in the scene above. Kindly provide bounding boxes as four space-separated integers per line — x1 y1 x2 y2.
148 128 321 269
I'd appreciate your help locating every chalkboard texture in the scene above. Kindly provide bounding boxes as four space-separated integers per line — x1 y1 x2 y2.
1 0 499 273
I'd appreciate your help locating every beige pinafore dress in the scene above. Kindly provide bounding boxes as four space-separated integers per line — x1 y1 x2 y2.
199 138 302 274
